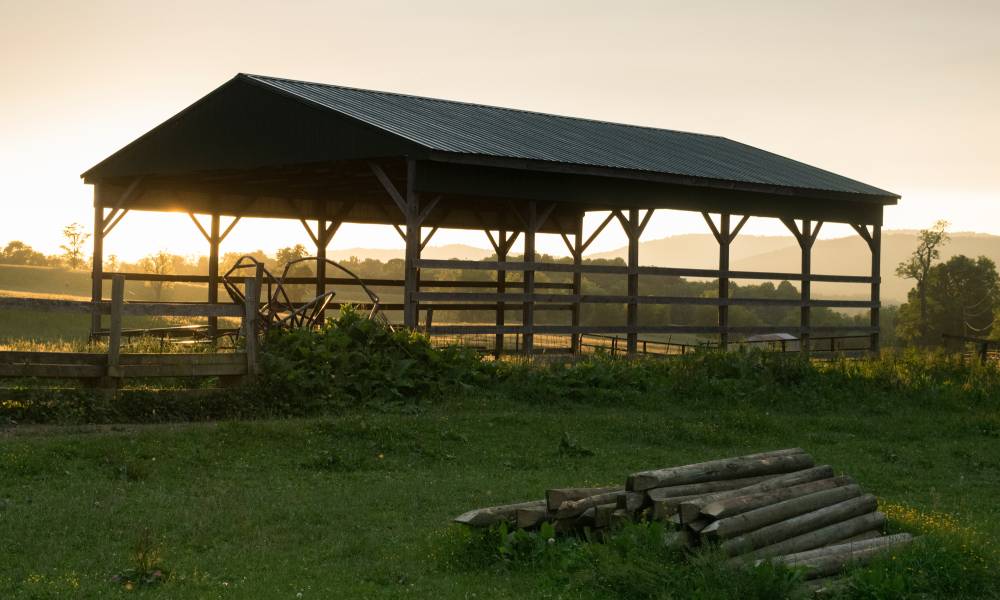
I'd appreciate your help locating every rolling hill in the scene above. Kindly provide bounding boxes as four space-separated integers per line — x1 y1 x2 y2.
593 231 1000 303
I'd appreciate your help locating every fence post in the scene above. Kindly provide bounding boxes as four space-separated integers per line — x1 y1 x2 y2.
243 276 259 376
107 274 125 380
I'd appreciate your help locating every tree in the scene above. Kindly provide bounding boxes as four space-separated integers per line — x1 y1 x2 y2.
106 254 120 273
897 255 999 345
60 223 90 269
895 220 949 344
139 251 174 300
275 244 309 272
0 241 48 266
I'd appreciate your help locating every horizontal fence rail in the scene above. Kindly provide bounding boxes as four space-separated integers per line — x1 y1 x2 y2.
98 271 573 290
0 274 260 385
414 259 874 284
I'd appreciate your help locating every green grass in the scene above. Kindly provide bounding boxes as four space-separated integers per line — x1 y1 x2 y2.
2 369 998 598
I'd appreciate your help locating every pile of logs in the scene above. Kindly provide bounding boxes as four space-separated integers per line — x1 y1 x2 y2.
454 448 915 584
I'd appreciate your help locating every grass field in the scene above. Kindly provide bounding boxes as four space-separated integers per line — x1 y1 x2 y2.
2 355 998 598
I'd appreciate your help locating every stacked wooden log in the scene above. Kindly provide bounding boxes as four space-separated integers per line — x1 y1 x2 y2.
454 448 915 583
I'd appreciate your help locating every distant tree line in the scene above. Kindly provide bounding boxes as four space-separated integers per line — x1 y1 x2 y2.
3 219 996 345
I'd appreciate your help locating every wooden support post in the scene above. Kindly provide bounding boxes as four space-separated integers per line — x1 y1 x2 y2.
523 202 537 355
90 193 104 338
719 214 731 350
627 208 640 354
870 225 881 354
571 215 584 354
107 274 125 380
496 230 508 357
800 220 812 355
403 160 421 329
243 276 259 376
208 214 221 340
315 220 328 300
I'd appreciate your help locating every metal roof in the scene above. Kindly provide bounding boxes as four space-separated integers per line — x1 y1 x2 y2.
243 73 897 200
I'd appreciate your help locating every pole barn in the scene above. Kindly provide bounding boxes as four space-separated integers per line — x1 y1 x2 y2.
82 74 898 355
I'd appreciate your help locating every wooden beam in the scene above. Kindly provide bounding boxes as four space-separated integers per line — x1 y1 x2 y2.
810 221 824 246
416 194 441 225
315 220 328 301
420 226 439 251
496 230 508 357
368 161 408 215
781 218 803 245
483 228 500 254
299 218 320 245
870 224 881 353
536 202 557 231
523 202 536 353
719 213 731 350
403 159 420 328
208 214 221 338
100 176 143 230
219 216 241 242
852 223 873 247
703 212 722 242
581 212 616 253
731 215 750 240
800 220 812 355
637 208 655 237
189 213 212 243
90 191 104 338
107 275 125 379
102 208 129 237
571 215 583 354
627 208 640 354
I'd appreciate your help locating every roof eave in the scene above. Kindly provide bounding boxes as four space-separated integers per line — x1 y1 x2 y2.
424 151 900 205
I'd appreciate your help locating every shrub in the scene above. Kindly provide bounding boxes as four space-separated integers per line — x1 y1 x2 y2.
255 306 493 411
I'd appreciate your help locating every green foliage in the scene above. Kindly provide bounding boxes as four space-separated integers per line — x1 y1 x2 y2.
439 521 807 599
558 431 595 457
110 528 169 590
898 254 1000 344
256 306 492 411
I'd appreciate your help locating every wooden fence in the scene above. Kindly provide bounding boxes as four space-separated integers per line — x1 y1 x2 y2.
0 275 259 386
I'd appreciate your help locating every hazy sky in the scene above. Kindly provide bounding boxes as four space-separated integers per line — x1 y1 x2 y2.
1 0 998 261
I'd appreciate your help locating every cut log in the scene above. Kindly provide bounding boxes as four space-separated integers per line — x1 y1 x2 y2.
720 494 877 556
594 503 619 528
554 506 597 534
611 508 633 527
650 492 710 520
627 449 813 491
454 499 546 527
836 529 882 544
772 533 914 579
646 474 775 502
686 517 711 532
701 484 862 540
695 475 855 522
677 465 835 521
616 492 646 512
546 485 621 512
747 511 887 560
516 506 551 529
765 531 909 567
556 490 626 519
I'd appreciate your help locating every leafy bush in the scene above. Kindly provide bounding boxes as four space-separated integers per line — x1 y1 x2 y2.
256 306 492 412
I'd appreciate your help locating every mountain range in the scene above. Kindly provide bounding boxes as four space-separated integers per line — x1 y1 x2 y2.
332 232 1000 304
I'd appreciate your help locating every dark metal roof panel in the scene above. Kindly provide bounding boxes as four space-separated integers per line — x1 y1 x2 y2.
244 74 897 200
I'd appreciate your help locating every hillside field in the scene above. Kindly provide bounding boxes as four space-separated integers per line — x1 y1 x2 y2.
1 353 998 598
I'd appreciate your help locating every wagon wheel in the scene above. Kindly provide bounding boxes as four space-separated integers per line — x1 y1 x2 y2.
273 257 392 331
